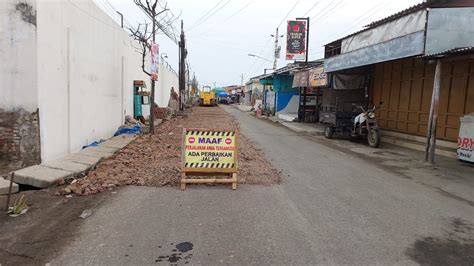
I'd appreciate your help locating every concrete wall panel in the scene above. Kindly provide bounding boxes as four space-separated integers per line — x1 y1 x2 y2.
425 8 474 55
36 1 177 162
0 0 38 112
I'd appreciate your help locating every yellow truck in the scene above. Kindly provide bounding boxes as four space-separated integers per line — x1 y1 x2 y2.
199 86 217 106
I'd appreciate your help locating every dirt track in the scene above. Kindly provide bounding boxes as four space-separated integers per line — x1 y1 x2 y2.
64 106 281 195
0 106 281 264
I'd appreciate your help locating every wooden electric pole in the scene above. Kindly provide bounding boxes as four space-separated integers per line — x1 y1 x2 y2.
425 59 442 163
149 10 156 133
178 20 187 111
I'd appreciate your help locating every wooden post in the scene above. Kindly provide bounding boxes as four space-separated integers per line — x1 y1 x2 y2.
181 172 186 190
424 72 435 161
425 59 442 163
231 173 237 190
5 173 15 212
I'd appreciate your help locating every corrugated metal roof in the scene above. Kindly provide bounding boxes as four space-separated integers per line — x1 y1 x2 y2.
364 2 427 28
419 46 474 58
325 0 474 47
325 2 427 46
251 60 324 80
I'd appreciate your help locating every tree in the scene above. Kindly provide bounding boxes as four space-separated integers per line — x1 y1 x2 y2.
129 0 179 134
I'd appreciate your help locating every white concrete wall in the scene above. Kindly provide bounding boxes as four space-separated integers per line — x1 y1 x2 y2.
35 0 178 162
0 0 38 112
157 58 179 107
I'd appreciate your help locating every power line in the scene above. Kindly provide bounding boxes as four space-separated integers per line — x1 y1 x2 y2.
248 0 300 75
277 0 300 28
310 0 339 21
186 0 231 32
279 0 337 40
104 0 135 28
97 0 118 20
306 1 390 59
303 0 322 17
273 0 339 65
322 1 390 41
187 0 223 29
188 0 231 32
312 0 347 23
68 0 118 28
134 1 179 44
221 0 254 23
188 0 254 38
248 38 272 74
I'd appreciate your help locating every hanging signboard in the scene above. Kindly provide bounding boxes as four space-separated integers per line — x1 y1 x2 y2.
292 70 310 88
150 42 159 81
181 128 238 190
309 67 328 87
286 20 307 60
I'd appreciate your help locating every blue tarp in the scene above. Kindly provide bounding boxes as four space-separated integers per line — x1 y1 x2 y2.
217 92 229 97
82 140 103 149
114 124 141 137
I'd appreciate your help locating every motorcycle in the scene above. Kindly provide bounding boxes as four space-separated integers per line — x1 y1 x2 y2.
324 102 383 148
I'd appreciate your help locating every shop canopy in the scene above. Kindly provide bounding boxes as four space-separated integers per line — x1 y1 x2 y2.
217 92 229 97
212 87 225 93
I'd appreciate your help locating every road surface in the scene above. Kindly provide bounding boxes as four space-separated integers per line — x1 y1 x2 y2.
52 106 474 265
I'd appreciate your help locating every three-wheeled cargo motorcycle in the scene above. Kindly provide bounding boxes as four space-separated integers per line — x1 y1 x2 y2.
321 103 383 148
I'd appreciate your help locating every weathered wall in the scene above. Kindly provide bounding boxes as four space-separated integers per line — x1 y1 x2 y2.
36 1 178 162
0 0 179 165
157 58 179 108
0 0 38 112
0 108 41 172
0 0 41 171
425 7 474 55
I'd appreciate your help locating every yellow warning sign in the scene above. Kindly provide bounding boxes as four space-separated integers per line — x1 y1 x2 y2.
182 129 237 172
181 128 238 190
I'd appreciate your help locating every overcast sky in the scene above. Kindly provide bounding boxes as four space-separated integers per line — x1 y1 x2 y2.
104 0 421 87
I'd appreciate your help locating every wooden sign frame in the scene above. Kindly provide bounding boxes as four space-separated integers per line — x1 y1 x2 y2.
181 128 238 190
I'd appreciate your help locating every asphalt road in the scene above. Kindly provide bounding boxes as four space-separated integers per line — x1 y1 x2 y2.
52 107 474 265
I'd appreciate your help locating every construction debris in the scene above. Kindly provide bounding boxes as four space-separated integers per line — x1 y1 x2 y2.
62 107 281 195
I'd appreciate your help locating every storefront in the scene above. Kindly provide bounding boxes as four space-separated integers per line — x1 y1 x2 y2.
323 0 474 158
372 56 474 142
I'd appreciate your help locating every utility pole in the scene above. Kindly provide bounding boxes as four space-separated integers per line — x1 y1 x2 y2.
178 20 186 111
296 17 310 63
150 9 156 134
240 73 244 86
132 0 174 134
186 61 190 106
272 27 282 70
425 59 442 163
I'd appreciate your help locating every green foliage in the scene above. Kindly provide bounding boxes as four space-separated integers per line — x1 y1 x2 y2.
8 194 28 216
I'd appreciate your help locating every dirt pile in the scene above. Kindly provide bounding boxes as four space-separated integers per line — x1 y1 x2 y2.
64 107 281 195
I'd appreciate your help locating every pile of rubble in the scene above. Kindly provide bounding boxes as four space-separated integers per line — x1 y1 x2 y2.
63 107 281 195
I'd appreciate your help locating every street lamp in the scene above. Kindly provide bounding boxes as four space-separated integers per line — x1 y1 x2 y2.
247 53 273 63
